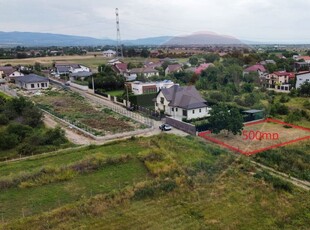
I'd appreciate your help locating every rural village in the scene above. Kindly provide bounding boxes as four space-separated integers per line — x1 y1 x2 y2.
0 2 310 229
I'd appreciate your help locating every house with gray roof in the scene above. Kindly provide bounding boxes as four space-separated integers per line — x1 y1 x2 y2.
155 85 211 120
15 74 49 90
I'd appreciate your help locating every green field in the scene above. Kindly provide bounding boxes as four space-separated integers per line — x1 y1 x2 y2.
1 134 310 229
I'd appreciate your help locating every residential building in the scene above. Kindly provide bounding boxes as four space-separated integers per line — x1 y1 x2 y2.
15 74 49 90
264 71 295 92
155 85 211 121
296 71 310 89
243 64 267 77
294 62 310 72
129 67 159 79
0 66 24 80
103 50 116 58
297 56 310 64
165 64 183 76
112 63 129 76
260 59 276 65
54 63 90 76
128 80 175 95
194 63 214 75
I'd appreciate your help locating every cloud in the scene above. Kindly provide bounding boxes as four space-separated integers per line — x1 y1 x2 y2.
0 0 309 42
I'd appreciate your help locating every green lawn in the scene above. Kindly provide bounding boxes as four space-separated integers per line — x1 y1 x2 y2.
0 91 11 100
106 90 124 97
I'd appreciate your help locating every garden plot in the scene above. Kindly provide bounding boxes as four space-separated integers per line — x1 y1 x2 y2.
199 118 310 155
32 90 143 136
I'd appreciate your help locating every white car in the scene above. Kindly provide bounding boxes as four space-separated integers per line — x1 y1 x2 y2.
159 124 172 131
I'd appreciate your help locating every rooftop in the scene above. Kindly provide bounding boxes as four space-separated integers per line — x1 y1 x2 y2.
15 74 48 83
161 85 207 110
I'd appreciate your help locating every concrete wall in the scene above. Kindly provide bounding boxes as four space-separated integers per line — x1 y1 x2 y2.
69 82 89 91
166 117 196 135
296 72 310 88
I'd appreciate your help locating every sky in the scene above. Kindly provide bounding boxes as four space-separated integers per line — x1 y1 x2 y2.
0 0 310 43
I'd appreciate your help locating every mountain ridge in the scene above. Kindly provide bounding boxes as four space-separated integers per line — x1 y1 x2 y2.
0 31 266 47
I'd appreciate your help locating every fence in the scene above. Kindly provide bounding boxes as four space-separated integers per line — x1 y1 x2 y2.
166 117 196 135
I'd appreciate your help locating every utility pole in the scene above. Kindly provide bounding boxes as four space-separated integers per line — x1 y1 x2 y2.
115 8 123 59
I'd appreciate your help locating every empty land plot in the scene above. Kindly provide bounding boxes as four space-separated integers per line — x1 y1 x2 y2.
32 89 143 136
199 118 310 155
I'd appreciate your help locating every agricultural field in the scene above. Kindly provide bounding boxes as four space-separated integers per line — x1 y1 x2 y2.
1 134 309 229
199 118 310 155
31 89 144 136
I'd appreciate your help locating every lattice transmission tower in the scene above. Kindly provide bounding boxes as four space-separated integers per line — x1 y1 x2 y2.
115 8 123 59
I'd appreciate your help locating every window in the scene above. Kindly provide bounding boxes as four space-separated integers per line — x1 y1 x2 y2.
183 110 187 116
172 108 174 112
41 83 45 87
176 108 178 112
199 109 201 113
31 84 35 88
192 110 195 114
160 97 164 104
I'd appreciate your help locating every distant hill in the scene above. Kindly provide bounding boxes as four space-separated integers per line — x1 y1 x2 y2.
0 31 114 47
0 31 255 47
163 32 246 46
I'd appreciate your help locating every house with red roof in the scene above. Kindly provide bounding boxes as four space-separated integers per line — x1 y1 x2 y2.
297 56 310 64
243 64 267 77
263 71 295 92
194 63 214 75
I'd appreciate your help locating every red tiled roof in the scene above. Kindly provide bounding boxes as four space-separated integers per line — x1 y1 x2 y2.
298 56 310 61
115 63 128 72
194 63 214 75
244 64 266 73
273 71 295 79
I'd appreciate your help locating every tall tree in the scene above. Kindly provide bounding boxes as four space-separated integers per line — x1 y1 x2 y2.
208 104 244 136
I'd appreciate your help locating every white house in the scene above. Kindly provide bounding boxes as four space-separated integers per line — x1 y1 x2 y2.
129 68 159 79
155 85 211 121
0 66 24 80
15 74 49 90
103 50 116 58
296 71 310 89
129 80 175 95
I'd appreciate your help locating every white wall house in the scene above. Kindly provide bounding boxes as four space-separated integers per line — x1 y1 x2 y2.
155 85 211 121
15 74 49 90
103 50 116 58
129 80 176 95
70 65 90 73
296 72 310 88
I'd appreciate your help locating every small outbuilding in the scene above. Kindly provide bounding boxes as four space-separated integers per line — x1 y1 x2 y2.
243 109 265 122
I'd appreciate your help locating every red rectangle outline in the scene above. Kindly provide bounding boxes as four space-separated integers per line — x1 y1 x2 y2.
198 119 310 156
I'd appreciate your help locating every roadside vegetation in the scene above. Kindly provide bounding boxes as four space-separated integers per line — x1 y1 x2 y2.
0 95 71 160
253 140 310 181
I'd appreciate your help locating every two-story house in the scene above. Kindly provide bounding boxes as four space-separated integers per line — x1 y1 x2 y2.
155 85 211 121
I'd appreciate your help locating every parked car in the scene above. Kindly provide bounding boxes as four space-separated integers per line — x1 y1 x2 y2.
159 124 172 131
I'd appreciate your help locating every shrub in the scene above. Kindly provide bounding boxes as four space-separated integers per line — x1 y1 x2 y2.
0 133 19 150
0 114 9 125
303 100 310 110
17 143 36 155
279 94 290 103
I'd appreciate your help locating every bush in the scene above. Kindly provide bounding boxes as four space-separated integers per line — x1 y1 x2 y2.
17 143 36 156
0 114 9 125
7 123 33 141
303 100 310 110
0 133 19 150
279 94 290 103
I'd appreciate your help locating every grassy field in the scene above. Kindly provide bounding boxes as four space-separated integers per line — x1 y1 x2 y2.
0 134 309 229
0 55 160 70
253 139 310 181
0 91 11 100
31 89 142 135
